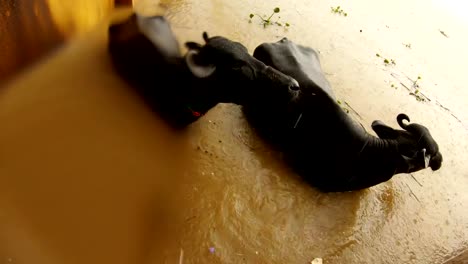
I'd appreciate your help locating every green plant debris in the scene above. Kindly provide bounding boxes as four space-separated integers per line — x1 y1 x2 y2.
413 75 421 88
331 6 348 16
336 100 349 113
377 54 396 66
249 7 291 29
376 53 396 65
409 92 426 102
403 43 412 49
409 75 425 101
383 58 396 66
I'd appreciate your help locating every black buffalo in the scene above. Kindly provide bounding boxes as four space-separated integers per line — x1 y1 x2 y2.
244 37 443 192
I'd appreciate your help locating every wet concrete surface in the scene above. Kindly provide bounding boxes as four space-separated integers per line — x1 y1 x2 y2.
0 0 467 263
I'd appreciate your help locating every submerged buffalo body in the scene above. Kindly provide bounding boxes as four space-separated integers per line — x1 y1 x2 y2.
108 14 299 129
245 38 442 192
109 15 443 192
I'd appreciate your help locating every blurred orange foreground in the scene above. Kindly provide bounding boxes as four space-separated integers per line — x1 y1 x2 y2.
0 7 192 264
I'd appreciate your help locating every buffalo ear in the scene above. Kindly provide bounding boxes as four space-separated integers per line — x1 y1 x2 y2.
185 50 216 78
203 32 210 42
371 120 399 139
185 41 203 50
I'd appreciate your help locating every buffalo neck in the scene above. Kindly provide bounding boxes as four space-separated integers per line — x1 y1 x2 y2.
299 89 404 176
337 105 409 186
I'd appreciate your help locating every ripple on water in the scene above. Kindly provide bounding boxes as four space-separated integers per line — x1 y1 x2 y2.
185 103 415 262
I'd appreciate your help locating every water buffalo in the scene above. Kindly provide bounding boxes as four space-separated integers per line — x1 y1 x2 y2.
244 37 442 192
108 14 299 129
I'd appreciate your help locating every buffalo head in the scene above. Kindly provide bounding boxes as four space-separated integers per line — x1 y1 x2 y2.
109 14 216 128
372 113 443 172
108 15 300 128
184 32 300 106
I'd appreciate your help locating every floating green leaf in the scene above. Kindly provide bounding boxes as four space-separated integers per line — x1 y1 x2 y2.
331 6 348 16
248 7 290 29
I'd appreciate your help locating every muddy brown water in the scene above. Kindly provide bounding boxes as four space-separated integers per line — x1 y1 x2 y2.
1 0 468 263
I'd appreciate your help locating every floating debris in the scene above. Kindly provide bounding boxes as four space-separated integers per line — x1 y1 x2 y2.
336 100 350 114
435 100 468 131
413 75 422 88
384 58 396 66
249 7 290 29
410 173 423 187
311 258 323 264
179 248 184 264
409 90 426 102
403 43 412 49
390 72 429 102
376 53 396 65
331 6 348 16
344 101 363 119
439 29 449 38
209 247 216 254
405 182 421 203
